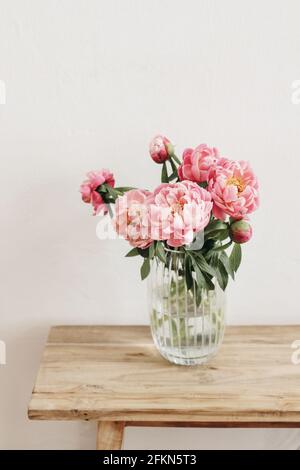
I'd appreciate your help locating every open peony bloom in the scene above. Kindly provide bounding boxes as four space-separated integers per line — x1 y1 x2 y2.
149 181 213 247
114 189 153 249
149 135 172 164
80 169 115 215
208 159 259 221
178 144 219 183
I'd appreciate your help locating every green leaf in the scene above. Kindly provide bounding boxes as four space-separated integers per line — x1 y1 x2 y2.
205 220 228 234
161 162 169 183
168 158 179 181
184 255 193 291
105 185 116 196
219 251 235 280
192 252 216 277
140 258 150 280
230 243 242 273
168 160 178 180
114 186 135 192
137 247 149 258
96 184 108 193
209 251 220 268
168 164 178 181
205 229 229 241
149 242 155 260
216 262 229 291
218 229 230 241
106 185 120 201
190 256 206 287
201 238 216 253
169 158 177 172
170 153 181 165
125 247 139 257
155 242 167 263
211 240 232 252
202 272 215 290
168 172 178 181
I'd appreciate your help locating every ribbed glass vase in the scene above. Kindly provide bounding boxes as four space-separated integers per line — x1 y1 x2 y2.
148 249 225 365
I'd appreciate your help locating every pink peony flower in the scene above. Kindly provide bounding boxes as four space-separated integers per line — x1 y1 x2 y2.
178 144 219 183
148 181 213 247
208 159 259 220
80 169 115 215
149 135 172 164
114 189 153 249
229 219 252 244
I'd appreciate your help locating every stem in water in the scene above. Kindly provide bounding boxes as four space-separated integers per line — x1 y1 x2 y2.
107 203 114 219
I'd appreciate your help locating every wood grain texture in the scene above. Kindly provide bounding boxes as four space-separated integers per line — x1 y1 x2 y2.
28 325 300 426
96 421 124 450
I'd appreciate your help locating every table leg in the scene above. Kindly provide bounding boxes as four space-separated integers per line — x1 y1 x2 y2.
96 421 125 450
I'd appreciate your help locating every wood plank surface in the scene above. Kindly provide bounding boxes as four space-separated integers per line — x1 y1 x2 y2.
28 325 300 426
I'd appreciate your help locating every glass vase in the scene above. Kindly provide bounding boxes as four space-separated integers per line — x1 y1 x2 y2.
148 250 226 366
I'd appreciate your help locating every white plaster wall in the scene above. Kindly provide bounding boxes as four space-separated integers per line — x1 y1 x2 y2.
0 0 300 449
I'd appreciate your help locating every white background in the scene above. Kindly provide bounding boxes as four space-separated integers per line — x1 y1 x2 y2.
1 0 300 449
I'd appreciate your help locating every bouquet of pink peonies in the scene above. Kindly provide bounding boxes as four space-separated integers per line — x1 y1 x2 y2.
80 135 259 365
80 135 259 299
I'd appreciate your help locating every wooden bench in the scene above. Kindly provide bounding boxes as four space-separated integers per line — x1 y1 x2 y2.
28 325 300 449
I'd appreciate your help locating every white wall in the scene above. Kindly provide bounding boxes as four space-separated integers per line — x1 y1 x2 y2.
1 0 300 449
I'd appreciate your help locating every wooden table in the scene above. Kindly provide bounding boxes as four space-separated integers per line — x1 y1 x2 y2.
28 325 300 449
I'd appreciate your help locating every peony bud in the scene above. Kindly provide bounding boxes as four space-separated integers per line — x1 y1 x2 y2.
149 135 172 164
229 219 252 244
